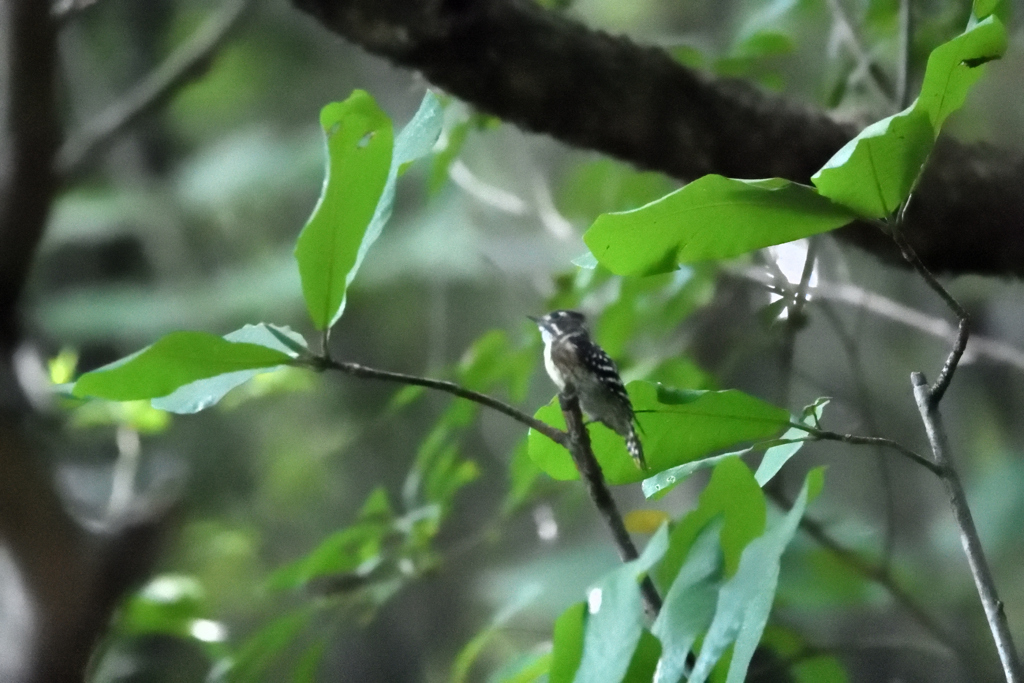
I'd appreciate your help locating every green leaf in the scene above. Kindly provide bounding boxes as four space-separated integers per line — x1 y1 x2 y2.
296 90 444 330
228 607 315 683
151 324 306 414
585 176 855 276
916 16 1007 133
291 638 329 683
687 467 825 683
642 449 751 500
492 651 553 683
295 91 394 329
811 106 934 219
754 399 827 486
119 574 207 640
973 0 999 18
268 488 394 590
651 520 724 683
574 526 669 683
549 603 586 683
621 630 662 683
72 330 293 402
528 382 790 485
657 458 766 584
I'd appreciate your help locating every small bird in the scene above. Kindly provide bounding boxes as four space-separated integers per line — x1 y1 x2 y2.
529 310 645 469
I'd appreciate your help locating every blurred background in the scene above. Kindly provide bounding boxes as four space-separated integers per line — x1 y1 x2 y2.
8 0 1024 680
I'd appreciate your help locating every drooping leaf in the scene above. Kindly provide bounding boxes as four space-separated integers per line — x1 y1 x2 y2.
295 91 394 330
584 176 855 276
621 630 662 683
549 603 586 683
915 15 1007 133
687 468 825 683
152 324 307 414
651 520 724 683
642 449 750 499
268 488 394 590
657 458 766 584
754 399 827 486
811 106 934 219
73 330 293 402
227 607 316 683
573 525 669 683
528 382 789 485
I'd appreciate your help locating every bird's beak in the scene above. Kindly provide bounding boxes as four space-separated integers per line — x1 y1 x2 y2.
527 315 540 323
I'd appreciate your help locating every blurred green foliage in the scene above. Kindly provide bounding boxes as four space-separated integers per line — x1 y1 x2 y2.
37 0 1024 681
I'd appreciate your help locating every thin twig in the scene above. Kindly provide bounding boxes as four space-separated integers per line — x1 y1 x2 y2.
318 357 567 447
794 423 942 476
911 373 1023 682
56 0 252 177
558 394 662 617
893 232 970 404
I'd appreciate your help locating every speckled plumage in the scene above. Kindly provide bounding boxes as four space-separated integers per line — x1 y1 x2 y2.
530 310 645 469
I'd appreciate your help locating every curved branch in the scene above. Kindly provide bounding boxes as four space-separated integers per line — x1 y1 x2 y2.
320 357 567 446
291 0 1024 279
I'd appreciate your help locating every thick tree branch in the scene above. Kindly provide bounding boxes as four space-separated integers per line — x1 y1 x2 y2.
291 0 1024 278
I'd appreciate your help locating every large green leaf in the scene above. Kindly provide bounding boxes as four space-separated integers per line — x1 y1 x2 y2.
295 90 444 331
687 468 825 683
651 520 723 683
916 15 1007 133
573 525 669 683
527 382 790 485
295 91 394 329
811 106 934 219
151 323 307 414
72 330 293 402
584 176 855 276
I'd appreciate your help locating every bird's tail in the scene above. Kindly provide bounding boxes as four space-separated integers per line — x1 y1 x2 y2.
626 426 646 470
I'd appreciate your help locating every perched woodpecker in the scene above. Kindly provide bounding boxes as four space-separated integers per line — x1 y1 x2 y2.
529 310 645 470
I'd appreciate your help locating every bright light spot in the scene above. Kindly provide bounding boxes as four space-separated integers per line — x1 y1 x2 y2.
768 240 817 289
141 575 202 603
587 587 603 614
190 619 227 643
533 504 558 542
